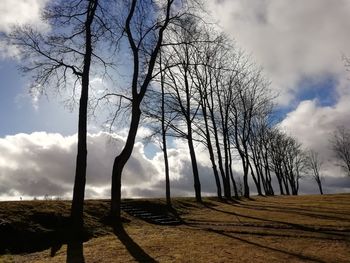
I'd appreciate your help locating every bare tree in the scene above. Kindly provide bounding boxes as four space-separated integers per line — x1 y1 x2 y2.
142 50 174 207
284 138 306 195
159 16 204 202
203 41 240 199
228 65 271 198
160 52 172 207
110 0 187 220
331 127 350 176
306 150 324 195
269 130 306 195
248 116 275 196
8 0 111 228
268 129 287 195
192 50 223 199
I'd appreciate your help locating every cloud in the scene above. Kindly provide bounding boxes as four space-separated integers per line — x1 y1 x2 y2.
280 88 350 183
0 131 349 201
206 0 350 105
0 0 49 59
0 0 48 33
0 132 218 200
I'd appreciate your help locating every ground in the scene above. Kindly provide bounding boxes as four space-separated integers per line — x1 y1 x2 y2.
1 194 350 262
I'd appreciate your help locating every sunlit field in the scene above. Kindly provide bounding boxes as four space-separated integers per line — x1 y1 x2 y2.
1 194 349 262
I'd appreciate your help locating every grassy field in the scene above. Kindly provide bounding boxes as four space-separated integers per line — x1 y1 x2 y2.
1 194 350 262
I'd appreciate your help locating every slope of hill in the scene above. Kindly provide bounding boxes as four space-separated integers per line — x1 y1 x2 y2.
1 194 350 262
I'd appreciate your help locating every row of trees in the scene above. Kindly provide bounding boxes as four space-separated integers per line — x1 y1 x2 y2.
142 16 330 204
5 0 349 229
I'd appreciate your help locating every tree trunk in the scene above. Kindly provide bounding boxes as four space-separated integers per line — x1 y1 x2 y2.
242 157 250 198
187 128 202 202
250 147 266 195
206 136 222 199
111 102 141 220
162 104 171 207
163 141 171 206
317 179 324 195
249 161 262 196
228 141 238 198
276 172 284 195
201 99 222 199
263 152 274 195
243 168 250 198
282 176 290 195
70 0 98 228
207 83 230 199
212 115 230 198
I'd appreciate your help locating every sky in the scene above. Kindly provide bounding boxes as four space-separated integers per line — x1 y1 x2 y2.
0 0 350 200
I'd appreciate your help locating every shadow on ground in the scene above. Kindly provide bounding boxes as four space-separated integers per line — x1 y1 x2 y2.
114 225 157 262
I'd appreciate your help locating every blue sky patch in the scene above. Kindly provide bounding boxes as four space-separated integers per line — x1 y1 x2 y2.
295 75 338 107
272 75 339 122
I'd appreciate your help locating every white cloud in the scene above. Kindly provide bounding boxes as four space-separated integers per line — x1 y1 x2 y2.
0 0 49 59
207 0 350 105
0 0 48 33
280 89 350 182
0 131 349 200
0 132 218 200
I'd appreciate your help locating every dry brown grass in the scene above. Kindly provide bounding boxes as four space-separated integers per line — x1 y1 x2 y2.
1 194 350 262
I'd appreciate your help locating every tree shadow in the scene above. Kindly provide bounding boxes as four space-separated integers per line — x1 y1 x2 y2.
189 222 347 241
205 228 328 263
113 225 157 263
235 201 350 221
203 204 350 239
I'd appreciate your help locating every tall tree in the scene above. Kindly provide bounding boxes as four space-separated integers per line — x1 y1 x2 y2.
191 39 223 199
229 67 270 198
160 52 172 207
142 53 177 207
204 42 238 199
159 17 203 202
71 0 99 228
8 0 109 227
110 0 185 220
